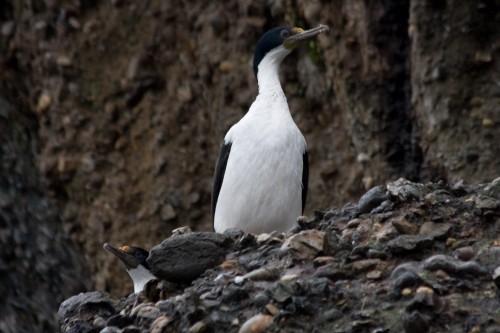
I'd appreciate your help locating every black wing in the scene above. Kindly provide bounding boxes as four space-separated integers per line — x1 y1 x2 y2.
301 150 309 213
211 141 232 224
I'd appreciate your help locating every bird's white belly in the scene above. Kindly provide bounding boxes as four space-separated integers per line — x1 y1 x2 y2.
214 130 304 234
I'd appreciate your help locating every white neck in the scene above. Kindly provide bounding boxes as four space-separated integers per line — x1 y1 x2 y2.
127 265 157 293
256 45 292 95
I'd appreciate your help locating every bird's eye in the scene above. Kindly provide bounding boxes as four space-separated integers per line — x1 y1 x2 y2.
280 30 290 38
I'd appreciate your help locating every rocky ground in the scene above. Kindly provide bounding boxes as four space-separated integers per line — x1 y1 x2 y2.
59 178 500 333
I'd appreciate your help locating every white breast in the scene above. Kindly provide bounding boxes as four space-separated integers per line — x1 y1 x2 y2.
214 92 306 234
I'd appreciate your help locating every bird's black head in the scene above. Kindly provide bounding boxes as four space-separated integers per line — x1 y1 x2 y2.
252 24 330 78
253 26 293 78
103 243 149 270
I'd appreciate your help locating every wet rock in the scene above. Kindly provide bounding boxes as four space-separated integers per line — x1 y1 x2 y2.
357 185 389 214
147 232 232 282
280 229 327 260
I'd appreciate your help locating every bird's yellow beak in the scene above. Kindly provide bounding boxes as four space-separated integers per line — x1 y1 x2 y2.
284 24 330 49
103 243 140 269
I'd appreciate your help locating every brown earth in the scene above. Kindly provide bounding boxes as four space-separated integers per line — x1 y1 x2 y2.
0 1 498 332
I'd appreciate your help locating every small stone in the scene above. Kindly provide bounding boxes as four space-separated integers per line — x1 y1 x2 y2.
177 84 192 102
280 229 327 260
419 222 451 240
238 313 273 333
1 21 15 36
475 50 492 63
137 305 160 319
172 226 192 235
160 204 176 221
387 235 434 254
93 316 106 328
36 92 52 114
234 276 246 285
482 118 494 127
100 327 121 333
366 270 382 280
357 185 388 214
392 216 418 235
280 274 298 281
256 233 271 244
387 178 425 202
220 259 237 271
56 55 72 67
188 321 207 333
313 256 335 266
219 60 234 72
352 259 381 273
453 246 475 261
401 288 413 297
150 315 170 333
244 267 280 281
346 219 361 228
416 286 434 295
265 303 279 315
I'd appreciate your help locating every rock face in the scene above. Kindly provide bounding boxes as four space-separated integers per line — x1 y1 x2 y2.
0 95 90 332
59 179 500 333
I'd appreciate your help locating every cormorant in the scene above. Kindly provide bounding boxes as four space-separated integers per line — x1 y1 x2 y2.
212 24 329 234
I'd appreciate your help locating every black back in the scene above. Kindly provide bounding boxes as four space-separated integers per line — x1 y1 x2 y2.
211 141 232 225
253 26 293 78
302 151 309 213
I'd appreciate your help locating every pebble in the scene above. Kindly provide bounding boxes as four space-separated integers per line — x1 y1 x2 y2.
93 316 106 328
150 315 170 333
392 216 418 235
387 235 434 253
36 92 52 113
280 229 327 260
387 178 425 202
401 288 413 297
419 222 451 239
1 21 15 36
453 246 475 261
357 185 388 214
188 321 207 333
238 313 273 333
265 303 279 315
244 267 280 281
313 256 335 266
